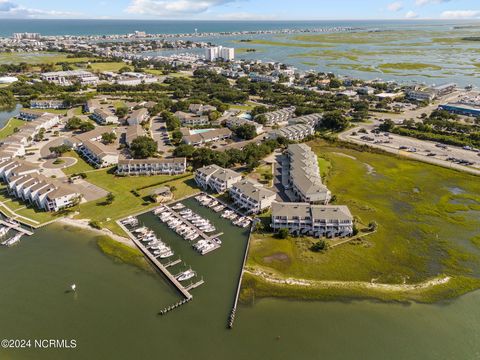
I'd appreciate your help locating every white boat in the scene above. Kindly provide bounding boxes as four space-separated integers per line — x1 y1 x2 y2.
172 203 185 210
213 205 225 212
0 226 8 237
134 227 149 234
221 210 233 218
159 250 174 259
71 284 76 292
2 233 22 247
176 269 195 282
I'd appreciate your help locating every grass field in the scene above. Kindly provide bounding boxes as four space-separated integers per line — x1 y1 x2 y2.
61 151 97 175
0 52 96 65
0 118 25 139
74 170 198 235
234 39 333 48
87 62 126 72
249 164 273 187
242 140 480 303
378 62 442 71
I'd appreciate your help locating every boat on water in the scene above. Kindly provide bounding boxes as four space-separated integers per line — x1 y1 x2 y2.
176 269 195 282
172 203 185 210
1 233 22 247
134 226 149 234
0 226 9 237
159 250 174 259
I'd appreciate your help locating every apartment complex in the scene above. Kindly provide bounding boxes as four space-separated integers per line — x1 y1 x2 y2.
41 70 99 86
125 125 146 147
174 111 210 127
116 158 187 176
285 144 331 204
69 127 119 168
30 99 66 109
258 107 296 126
183 128 232 146
127 108 149 126
195 164 242 193
268 123 314 142
0 159 80 212
229 179 277 214
92 108 119 125
206 46 235 61
271 202 353 238
225 117 264 134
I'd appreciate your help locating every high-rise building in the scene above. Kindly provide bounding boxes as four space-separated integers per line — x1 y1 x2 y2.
205 46 235 62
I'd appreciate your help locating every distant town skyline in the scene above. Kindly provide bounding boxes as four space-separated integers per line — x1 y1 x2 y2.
0 0 479 20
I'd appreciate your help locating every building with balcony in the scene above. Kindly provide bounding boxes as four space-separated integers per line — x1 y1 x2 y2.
229 179 276 214
195 164 242 193
116 158 187 176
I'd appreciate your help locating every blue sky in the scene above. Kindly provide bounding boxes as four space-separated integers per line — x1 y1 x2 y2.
0 0 479 20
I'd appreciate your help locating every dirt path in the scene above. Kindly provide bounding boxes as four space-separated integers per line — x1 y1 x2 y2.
245 268 451 292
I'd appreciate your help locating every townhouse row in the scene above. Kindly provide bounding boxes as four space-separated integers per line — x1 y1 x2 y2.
0 159 80 212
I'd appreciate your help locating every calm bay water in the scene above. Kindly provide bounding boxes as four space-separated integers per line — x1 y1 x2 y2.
0 104 21 128
0 198 480 359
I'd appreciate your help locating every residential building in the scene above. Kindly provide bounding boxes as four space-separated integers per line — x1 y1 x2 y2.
116 158 187 176
41 70 99 86
195 164 242 193
30 99 66 109
206 46 235 61
258 107 295 126
77 140 119 168
249 73 279 83
285 144 331 204
271 202 353 238
125 125 146 147
174 111 210 127
267 123 314 142
183 128 232 146
432 83 456 97
225 117 264 134
406 88 436 102
188 104 217 115
439 103 480 117
288 113 322 127
229 179 276 214
92 108 119 125
127 108 149 126
18 109 45 121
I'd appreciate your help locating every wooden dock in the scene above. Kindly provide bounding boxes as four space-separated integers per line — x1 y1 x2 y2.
117 221 193 301
0 220 34 236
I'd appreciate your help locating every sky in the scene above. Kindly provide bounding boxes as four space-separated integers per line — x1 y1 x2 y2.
0 0 479 20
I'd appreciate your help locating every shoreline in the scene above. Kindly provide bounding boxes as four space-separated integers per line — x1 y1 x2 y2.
57 217 135 248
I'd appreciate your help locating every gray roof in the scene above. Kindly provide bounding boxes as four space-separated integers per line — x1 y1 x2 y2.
232 179 276 202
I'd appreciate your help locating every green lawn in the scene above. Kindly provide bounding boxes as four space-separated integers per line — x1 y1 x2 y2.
249 164 273 187
61 151 97 176
74 170 198 235
88 62 127 72
243 140 480 303
0 52 97 65
0 118 25 139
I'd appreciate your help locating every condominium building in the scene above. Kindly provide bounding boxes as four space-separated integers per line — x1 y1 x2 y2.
127 108 149 126
183 128 232 146
257 107 295 126
188 104 217 115
271 202 354 238
229 179 277 214
116 158 187 176
92 108 119 125
206 46 235 61
125 125 146 147
174 111 210 127
249 73 279 83
77 140 119 168
225 117 264 134
195 164 242 193
0 160 80 212
288 113 322 128
267 123 314 142
285 144 331 204
30 99 67 110
18 109 46 121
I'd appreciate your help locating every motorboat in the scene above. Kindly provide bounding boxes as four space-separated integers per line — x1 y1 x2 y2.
176 269 195 282
1 233 22 247
159 250 174 259
134 226 149 234
0 226 9 237
172 203 185 210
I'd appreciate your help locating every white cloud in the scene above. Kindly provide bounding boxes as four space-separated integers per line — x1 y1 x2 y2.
387 2 403 12
441 10 480 19
0 0 78 18
126 0 238 17
415 0 450 6
405 10 419 18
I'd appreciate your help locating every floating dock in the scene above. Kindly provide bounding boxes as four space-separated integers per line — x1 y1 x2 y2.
117 221 194 301
0 220 34 236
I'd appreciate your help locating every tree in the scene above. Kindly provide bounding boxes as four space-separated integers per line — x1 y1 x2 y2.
172 130 183 145
49 144 71 157
276 228 290 239
116 106 128 118
34 128 45 142
101 132 117 144
322 111 349 131
79 122 95 132
173 144 195 159
163 111 181 131
234 124 257 140
105 192 115 205
208 110 221 122
255 114 267 125
130 136 157 159
378 119 395 132
118 66 132 74
368 221 378 231
311 240 328 252
66 116 83 130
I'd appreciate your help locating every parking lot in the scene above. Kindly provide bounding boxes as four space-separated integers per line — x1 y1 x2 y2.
346 129 480 174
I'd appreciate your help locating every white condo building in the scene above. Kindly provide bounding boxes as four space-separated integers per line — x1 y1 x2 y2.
206 46 235 61
229 179 277 214
195 164 242 193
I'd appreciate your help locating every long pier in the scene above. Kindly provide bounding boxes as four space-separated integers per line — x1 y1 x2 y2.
0 220 34 236
117 221 193 301
228 221 255 329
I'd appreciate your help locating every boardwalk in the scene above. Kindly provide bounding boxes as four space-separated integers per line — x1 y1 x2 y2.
117 221 193 300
